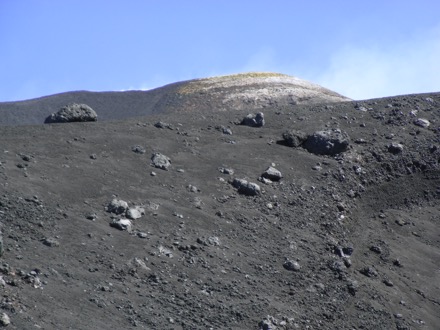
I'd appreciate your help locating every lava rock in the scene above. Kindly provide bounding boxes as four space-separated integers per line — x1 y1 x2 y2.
42 237 60 247
261 166 282 181
360 266 378 277
132 145 146 154
282 129 307 147
126 206 145 220
151 153 171 170
283 260 301 271
241 112 265 127
304 129 350 155
388 143 404 154
47 103 97 123
232 178 261 196
110 219 132 232
414 118 430 128
106 199 129 215
0 313 10 326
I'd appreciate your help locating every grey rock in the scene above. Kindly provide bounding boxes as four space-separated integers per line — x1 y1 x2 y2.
414 118 430 128
388 143 404 154
222 127 232 135
151 153 171 170
262 166 282 181
283 260 301 271
282 129 307 147
259 315 278 330
360 266 378 277
154 121 173 129
43 237 60 247
126 206 145 220
241 112 265 127
132 145 146 154
304 129 350 155
232 178 261 196
219 167 234 175
106 199 129 215
110 219 132 232
47 103 97 123
0 313 10 326
347 279 359 296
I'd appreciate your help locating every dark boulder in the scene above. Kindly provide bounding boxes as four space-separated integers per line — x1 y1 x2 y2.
304 129 350 155
46 103 97 123
240 112 265 127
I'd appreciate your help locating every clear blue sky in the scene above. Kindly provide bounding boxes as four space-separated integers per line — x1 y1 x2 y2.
1 0 439 102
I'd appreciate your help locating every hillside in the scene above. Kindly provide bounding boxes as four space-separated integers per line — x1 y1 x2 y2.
0 74 439 329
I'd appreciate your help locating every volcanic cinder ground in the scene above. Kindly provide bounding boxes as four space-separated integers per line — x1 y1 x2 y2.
0 73 439 330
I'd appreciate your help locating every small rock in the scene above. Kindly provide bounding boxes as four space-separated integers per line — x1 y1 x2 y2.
187 184 199 193
240 112 265 127
414 118 430 128
110 219 132 232
132 145 146 154
370 245 382 254
388 143 404 154
395 219 406 226
218 167 234 175
347 279 359 296
154 121 173 129
383 278 394 287
360 266 378 277
42 237 60 247
90 154 97 160
261 166 282 182
106 199 129 215
283 260 301 271
150 171 157 176
151 153 171 170
85 213 98 221
0 313 10 326
232 178 261 196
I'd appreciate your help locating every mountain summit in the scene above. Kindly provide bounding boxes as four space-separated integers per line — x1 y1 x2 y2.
0 72 350 126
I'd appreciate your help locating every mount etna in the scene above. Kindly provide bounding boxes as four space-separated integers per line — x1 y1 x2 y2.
0 73 439 329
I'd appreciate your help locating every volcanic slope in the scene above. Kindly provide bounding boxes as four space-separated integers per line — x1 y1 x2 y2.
0 86 440 329
0 72 350 126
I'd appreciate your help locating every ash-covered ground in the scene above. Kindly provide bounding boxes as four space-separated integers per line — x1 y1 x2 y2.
0 75 439 329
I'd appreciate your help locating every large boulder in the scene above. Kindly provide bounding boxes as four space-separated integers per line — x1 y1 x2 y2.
304 129 350 155
46 103 97 123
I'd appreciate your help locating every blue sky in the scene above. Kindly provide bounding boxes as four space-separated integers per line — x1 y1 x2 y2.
1 0 439 102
